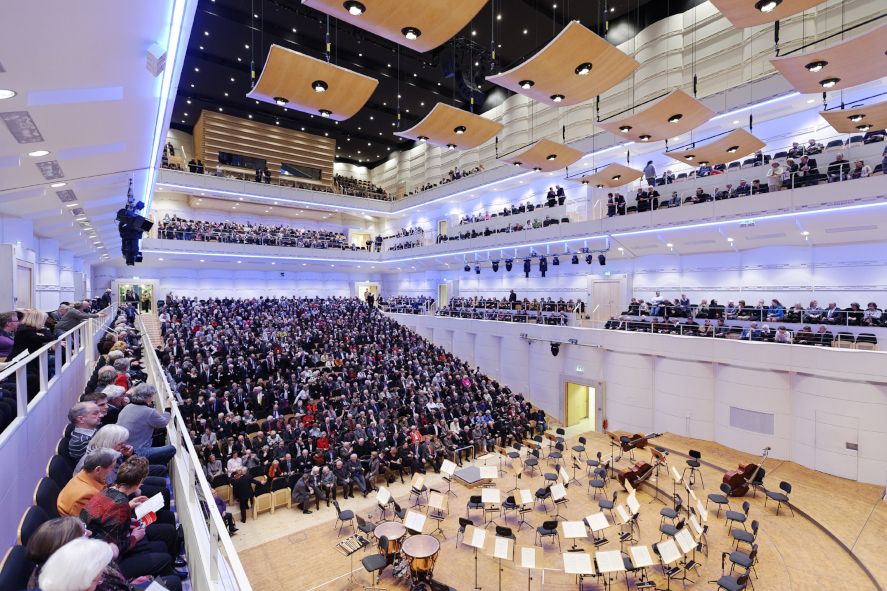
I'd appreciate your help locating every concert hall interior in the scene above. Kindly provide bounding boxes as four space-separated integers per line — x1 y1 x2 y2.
2 1 887 591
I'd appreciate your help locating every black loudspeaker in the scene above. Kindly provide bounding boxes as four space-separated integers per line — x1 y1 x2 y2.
598 254 607 266
491 260 500 272
505 259 513 272
464 265 471 272
550 343 560 356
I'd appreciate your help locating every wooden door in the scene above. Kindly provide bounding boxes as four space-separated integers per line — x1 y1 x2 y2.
15 264 32 308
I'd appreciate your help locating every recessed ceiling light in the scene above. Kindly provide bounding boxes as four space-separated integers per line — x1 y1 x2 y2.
550 94 565 103
533 166 542 172
847 114 865 122
0 89 16 100
666 243 674 248
453 125 466 134
199 259 205 262
274 96 288 106
857 124 872 131
519 80 535 89
611 175 621 180
401 27 421 40
312 80 328 93
158 258 164 261
28 150 50 157
546 154 557 161
50 182 66 188
574 62 592 76
801 231 810 236
203 31 209 36
446 143 456 150
805 60 828 73
319 109 332 118
754 0 781 12
619 125 632 133
344 1 365 15
820 78 840 88
667 113 683 123
638 135 651 141
684 155 695 161
726 145 739 153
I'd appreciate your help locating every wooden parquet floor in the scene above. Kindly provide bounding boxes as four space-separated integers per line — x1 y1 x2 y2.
233 431 886 591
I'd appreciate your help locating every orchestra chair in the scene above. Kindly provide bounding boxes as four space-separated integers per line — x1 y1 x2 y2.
409 478 428 507
548 442 565 466
333 500 356 534
361 535 388 591
0 545 33 591
683 450 704 488
33 477 60 519
599 490 618 522
725 501 750 531
456 517 473 547
392 501 407 522
535 520 561 551
659 495 682 527
731 520 759 550
764 481 794 516
524 449 541 476
502 495 519 522
707 483 733 517
356 515 376 544
622 552 655 590
544 464 560 485
495 525 517 558
660 518 685 541
466 495 484 519
588 467 607 499
17 506 48 546
586 451 602 475
748 470 766 498
534 487 552 512
571 436 587 461
714 563 751 591
729 544 759 578
507 443 523 468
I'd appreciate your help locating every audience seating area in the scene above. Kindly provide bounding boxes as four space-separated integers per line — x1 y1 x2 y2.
378 296 435 314
334 174 390 200
437 296 582 325
405 165 485 196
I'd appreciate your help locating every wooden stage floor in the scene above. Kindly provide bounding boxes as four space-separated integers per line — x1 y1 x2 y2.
232 431 886 590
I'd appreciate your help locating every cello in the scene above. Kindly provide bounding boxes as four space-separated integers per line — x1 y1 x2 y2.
723 447 770 497
618 460 654 488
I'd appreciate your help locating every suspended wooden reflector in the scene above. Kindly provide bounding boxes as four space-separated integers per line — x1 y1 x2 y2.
709 0 826 28
301 0 487 53
395 103 503 150
819 99 887 134
246 45 378 121
770 23 887 94
502 139 583 173
665 129 766 167
486 21 639 107
597 90 714 144
573 163 644 188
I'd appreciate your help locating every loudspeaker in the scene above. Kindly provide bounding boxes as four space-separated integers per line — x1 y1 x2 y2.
146 43 167 78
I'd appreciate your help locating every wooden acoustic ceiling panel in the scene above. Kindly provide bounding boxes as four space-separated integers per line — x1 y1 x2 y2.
709 0 827 28
246 44 378 121
486 21 639 107
394 102 503 150
820 100 887 134
574 163 644 188
502 139 584 173
598 89 715 144
666 129 766 167
301 0 487 53
770 23 887 94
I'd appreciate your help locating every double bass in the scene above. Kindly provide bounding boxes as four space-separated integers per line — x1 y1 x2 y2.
618 460 654 488
723 447 770 497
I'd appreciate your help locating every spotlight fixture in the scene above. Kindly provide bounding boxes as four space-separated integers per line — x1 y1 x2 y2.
574 62 592 76
546 154 557 161
847 114 865 122
513 161 522 167
726 145 739 153
453 125 466 134
273 96 288 106
446 143 456 150
619 125 632 133
684 154 695 161
611 175 621 181
585 254 593 265
667 113 683 123
319 109 332 117
519 80 535 89
595 184 604 189
552 255 560 266
819 78 840 88
550 94 565 103
754 0 781 12
857 124 872 131
475 265 480 275
533 166 542 172
639 134 651 141
581 180 589 185
505 259 514 272
492 260 500 272
312 80 328 93
464 264 471 272
401 27 421 40
550 342 560 357
343 1 365 16
598 254 606 266
805 60 828 72
418 136 428 142
699 161 710 166
571 254 579 264
0 89 17 100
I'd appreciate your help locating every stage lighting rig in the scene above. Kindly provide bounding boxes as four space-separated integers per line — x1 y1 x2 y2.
117 179 153 266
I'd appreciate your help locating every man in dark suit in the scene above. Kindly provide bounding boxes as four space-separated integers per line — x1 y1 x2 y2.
291 473 313 514
797 155 819 186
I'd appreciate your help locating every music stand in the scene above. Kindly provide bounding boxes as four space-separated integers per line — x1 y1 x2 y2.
480 465 498 481
675 527 697 580
481 487 502 527
404 510 427 535
427 491 447 538
559 465 573 487
595 549 626 591
550 483 568 521
409 474 427 507
616 504 638 547
518 546 543 591
376 486 392 520
486 535 515 591
627 493 641 517
562 551 595 590
646 451 666 506
689 514 708 556
584 511 610 547
506 458 523 494
656 539 683 590
629 545 655 588
441 459 458 497
464 524 488 591
517 489 534 531
561 520 588 551
568 460 582 486
670 465 683 511
695 499 708 523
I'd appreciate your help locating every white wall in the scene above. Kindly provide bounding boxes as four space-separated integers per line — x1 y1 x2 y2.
391 312 887 485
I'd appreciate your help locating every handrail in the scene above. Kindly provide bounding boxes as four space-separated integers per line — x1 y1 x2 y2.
136 315 252 591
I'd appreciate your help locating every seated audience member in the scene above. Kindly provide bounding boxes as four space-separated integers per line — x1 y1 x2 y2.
35 537 115 591
822 302 843 324
774 326 792 343
68 402 103 460
805 300 822 323
116 383 176 466
787 141 805 158
766 161 784 192
804 139 824 155
797 155 819 186
795 326 814 345
205 453 224 480
0 311 18 359
863 302 882 326
714 319 731 338
80 457 180 581
849 160 872 179
734 179 751 196
827 153 851 182
766 299 785 321
693 187 711 203
740 323 762 341
813 325 834 346
846 302 864 325
57 449 119 517
750 179 766 194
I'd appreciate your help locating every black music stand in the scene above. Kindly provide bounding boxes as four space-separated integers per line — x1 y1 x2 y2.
568 460 582 486
647 460 666 506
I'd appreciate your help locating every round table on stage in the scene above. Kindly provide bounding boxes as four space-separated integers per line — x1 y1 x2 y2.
401 534 441 580
374 521 407 554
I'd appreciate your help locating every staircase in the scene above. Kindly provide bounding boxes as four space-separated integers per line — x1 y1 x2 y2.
139 312 163 348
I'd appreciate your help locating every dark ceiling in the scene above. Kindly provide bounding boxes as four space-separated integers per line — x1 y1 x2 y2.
172 0 700 167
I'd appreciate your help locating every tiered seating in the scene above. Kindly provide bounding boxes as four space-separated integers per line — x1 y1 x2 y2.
156 215 358 250
334 174 389 200
438 296 581 325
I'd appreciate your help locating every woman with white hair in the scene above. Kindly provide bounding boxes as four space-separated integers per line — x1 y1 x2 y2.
37 538 114 591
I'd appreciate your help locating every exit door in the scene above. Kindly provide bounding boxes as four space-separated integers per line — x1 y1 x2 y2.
438 283 448 307
592 280 621 323
564 382 598 430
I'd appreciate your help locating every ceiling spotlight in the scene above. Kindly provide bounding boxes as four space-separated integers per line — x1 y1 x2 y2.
513 161 522 167
533 166 542 172
585 254 593 264
581 180 589 185
847 114 865 122
319 109 332 117
343 1 365 16
446 143 456 150
684 154 695 161
595 184 604 188
454 125 466 134
820 78 840 88
611 175 622 181
0 89 16 100
28 149 50 157
312 80 328 93
550 94 565 103
857 124 872 131
639 134 651 141
598 254 606 266
574 62 592 76
571 254 579 264
418 136 428 142
550 343 560 357
402 27 421 41
805 60 828 73
667 113 683 123
546 154 557 161
726 237 734 243
619 125 632 133
754 0 781 13
519 80 535 89
699 161 710 166
726 145 739 153
464 264 471 272
50 182 66 188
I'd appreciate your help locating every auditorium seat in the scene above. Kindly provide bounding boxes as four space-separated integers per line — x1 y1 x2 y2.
0 545 33 591
33 477 61 519
17 505 49 546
